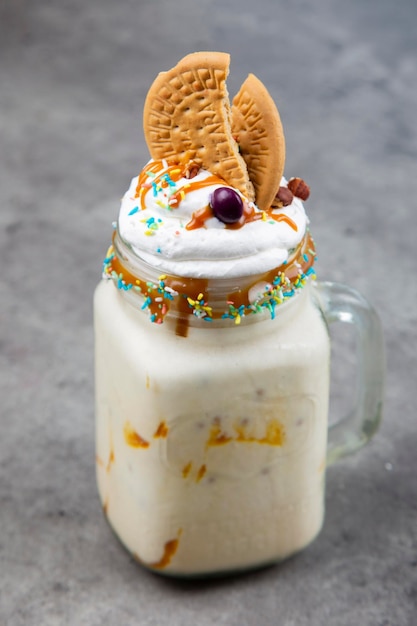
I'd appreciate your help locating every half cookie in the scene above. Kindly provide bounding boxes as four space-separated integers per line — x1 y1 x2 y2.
143 51 255 201
232 73 286 211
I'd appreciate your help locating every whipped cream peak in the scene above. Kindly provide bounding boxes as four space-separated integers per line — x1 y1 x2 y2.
117 159 309 279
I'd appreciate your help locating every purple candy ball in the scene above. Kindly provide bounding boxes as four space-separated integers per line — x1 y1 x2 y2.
210 187 244 224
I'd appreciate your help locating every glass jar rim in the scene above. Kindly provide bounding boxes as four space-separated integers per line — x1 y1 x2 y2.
102 229 317 332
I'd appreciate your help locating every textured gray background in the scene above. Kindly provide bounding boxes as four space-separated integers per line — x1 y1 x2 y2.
1 0 416 624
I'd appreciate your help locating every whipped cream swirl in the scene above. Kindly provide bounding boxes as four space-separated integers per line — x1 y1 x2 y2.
117 160 308 279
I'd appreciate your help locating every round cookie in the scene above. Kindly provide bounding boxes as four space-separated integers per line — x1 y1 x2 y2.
232 73 286 211
143 52 255 201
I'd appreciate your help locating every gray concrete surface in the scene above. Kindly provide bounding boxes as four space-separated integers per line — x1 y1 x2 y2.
1 0 416 624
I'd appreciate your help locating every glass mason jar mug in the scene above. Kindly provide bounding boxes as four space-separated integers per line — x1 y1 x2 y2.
94 231 385 577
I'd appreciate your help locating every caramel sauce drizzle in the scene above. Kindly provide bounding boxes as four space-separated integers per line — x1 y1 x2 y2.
123 422 150 448
134 159 223 212
185 201 297 231
150 538 179 569
171 176 224 212
148 529 183 569
196 464 207 483
134 160 179 203
207 423 233 447
184 204 213 230
182 461 192 478
225 231 316 311
234 419 285 446
134 158 298 232
108 229 316 337
242 204 298 231
207 419 285 448
153 421 169 438
133 529 183 570
110 156 317 336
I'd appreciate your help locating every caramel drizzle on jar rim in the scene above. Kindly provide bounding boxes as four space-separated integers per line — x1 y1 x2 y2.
105 230 316 336
133 159 298 232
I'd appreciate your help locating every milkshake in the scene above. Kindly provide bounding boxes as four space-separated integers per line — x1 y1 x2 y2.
94 52 384 576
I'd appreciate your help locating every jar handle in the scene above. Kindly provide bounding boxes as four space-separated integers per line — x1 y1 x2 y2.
314 281 385 465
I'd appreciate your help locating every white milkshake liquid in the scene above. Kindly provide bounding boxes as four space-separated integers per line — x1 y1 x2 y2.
94 279 330 575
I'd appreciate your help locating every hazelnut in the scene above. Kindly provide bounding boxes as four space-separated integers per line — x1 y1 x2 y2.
183 161 201 179
274 186 294 207
287 177 310 201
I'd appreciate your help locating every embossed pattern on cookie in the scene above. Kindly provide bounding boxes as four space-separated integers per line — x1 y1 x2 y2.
143 51 255 201
232 73 286 211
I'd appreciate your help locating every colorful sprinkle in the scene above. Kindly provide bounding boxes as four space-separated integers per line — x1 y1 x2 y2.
162 173 176 188
141 216 163 235
141 296 152 310
187 293 213 321
101 231 317 325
